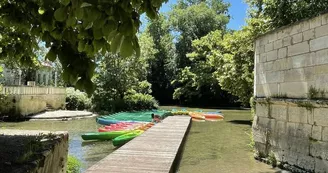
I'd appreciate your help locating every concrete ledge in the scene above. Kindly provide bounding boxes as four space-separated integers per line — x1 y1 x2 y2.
27 110 95 120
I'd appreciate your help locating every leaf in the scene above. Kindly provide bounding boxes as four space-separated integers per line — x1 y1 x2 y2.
84 44 94 54
38 7 45 15
50 29 62 40
84 78 95 96
102 21 117 36
69 73 79 85
81 2 92 8
120 36 133 57
110 34 123 54
87 62 96 78
60 0 70 6
66 14 76 27
93 16 106 29
93 28 103 40
93 39 105 52
62 68 70 82
107 30 117 42
75 8 84 20
45 47 57 61
84 22 93 30
75 78 84 91
119 19 134 36
78 40 86 52
132 37 140 57
54 7 67 22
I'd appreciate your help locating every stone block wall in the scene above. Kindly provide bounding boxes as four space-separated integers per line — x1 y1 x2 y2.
254 12 328 172
0 87 66 118
0 130 68 173
255 12 328 98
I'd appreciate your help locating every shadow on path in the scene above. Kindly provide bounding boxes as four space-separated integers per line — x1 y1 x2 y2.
227 120 252 126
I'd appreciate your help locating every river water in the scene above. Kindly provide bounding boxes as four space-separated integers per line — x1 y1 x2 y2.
1 108 280 173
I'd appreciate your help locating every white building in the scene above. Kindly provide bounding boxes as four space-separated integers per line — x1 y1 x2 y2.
1 61 57 86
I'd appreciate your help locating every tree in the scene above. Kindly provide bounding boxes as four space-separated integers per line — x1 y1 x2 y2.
181 0 269 106
144 15 176 104
169 0 230 68
262 0 328 28
92 33 158 111
172 31 238 106
0 0 168 94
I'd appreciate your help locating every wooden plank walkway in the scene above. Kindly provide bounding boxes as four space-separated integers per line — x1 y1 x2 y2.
85 116 191 173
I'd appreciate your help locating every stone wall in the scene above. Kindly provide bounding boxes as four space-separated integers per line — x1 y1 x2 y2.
0 130 68 173
255 12 328 98
0 87 66 118
254 12 328 172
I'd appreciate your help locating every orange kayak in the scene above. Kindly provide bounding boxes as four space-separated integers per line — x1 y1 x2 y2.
189 113 205 120
192 118 205 122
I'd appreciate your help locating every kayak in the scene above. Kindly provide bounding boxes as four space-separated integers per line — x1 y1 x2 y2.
189 113 205 120
112 130 144 147
98 127 126 132
97 118 120 125
135 123 155 130
192 118 206 122
81 130 130 141
203 114 224 119
205 118 222 122
97 118 146 125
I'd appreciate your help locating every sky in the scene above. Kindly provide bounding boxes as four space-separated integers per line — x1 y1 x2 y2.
158 0 249 30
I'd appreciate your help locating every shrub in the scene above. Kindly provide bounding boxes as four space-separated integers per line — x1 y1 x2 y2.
66 87 91 110
92 93 158 113
124 93 159 111
67 155 81 173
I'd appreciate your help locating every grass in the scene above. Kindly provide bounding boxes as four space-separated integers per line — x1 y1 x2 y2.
160 107 280 173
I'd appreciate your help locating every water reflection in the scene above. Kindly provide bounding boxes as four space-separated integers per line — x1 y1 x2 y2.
0 118 115 172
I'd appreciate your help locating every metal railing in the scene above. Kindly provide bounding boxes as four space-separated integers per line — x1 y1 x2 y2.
1 86 66 95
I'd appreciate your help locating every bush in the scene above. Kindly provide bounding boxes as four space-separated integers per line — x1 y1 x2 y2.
66 87 91 110
124 93 159 111
67 155 81 173
92 93 158 113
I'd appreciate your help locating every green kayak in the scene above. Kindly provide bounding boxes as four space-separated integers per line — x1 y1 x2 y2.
81 130 130 141
112 130 144 146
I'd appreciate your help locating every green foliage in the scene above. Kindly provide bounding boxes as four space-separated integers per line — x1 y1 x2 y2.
169 0 239 106
66 87 91 110
262 0 328 28
169 0 230 68
296 101 315 111
177 0 270 106
92 46 158 112
67 155 81 173
0 0 168 94
308 86 326 99
124 93 159 111
267 151 277 167
144 15 176 104
171 111 189 115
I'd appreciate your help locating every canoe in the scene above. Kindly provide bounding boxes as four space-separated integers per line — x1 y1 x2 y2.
81 130 130 140
112 130 144 146
203 114 224 119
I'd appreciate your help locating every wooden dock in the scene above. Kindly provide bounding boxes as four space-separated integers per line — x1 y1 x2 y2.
85 116 191 173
